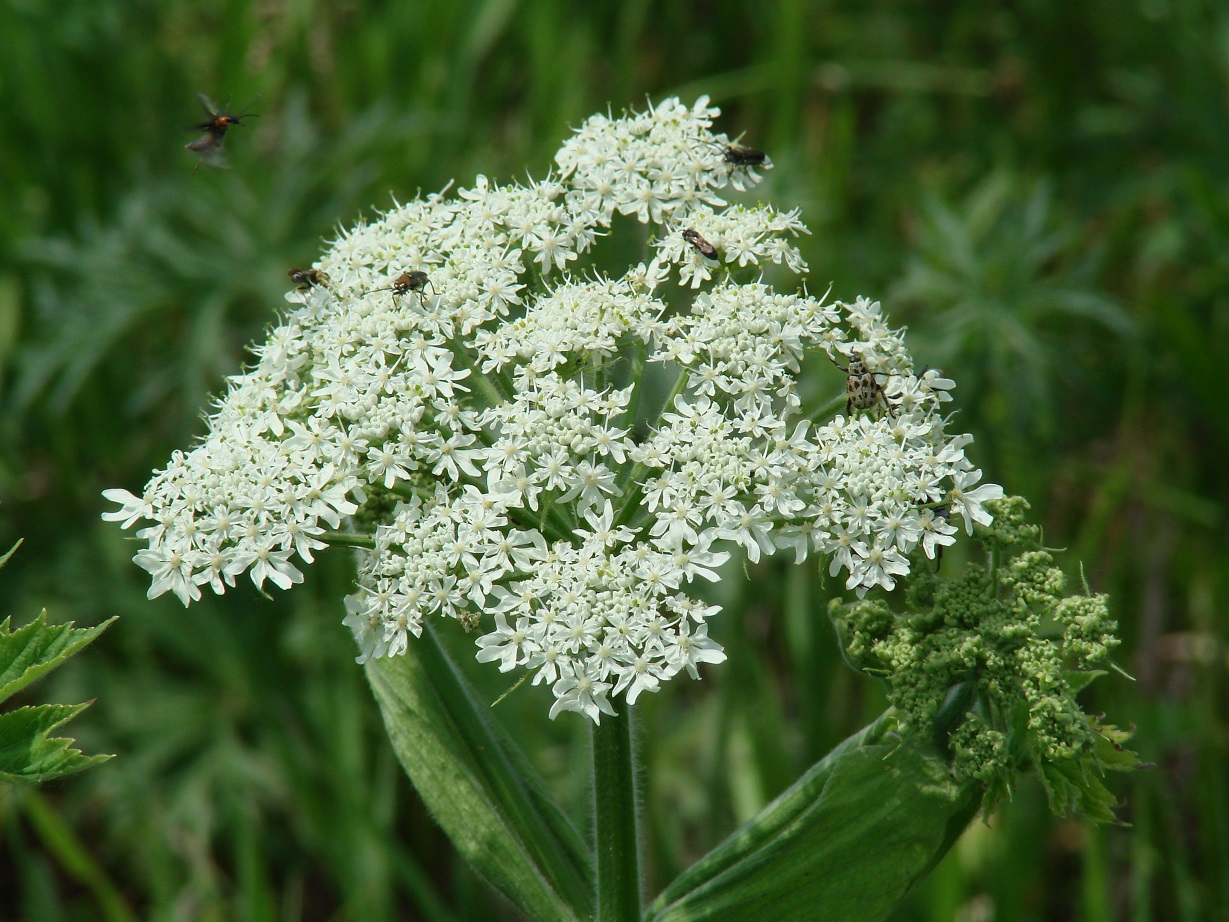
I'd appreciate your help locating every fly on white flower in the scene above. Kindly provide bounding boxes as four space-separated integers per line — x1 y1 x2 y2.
368 270 433 306
707 137 768 167
105 96 1001 721
682 228 719 260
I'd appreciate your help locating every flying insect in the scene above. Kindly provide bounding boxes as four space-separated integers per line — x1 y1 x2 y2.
186 94 259 169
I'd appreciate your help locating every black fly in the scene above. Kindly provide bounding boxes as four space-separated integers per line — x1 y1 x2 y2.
705 137 768 167
720 143 767 166
681 228 718 260
288 268 328 290
368 270 434 306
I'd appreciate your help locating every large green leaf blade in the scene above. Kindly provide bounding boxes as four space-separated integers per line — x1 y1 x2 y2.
0 702 112 784
0 611 118 705
365 624 593 922
646 715 981 922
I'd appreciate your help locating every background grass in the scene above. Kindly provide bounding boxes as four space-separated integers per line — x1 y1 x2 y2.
1 0 1226 919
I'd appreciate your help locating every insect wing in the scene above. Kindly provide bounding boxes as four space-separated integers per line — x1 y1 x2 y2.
186 132 223 153
682 228 718 259
196 93 222 118
190 93 224 131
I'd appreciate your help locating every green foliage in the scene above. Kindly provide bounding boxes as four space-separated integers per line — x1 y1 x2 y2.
830 498 1139 824
366 624 593 922
0 702 107 785
0 543 114 785
889 172 1134 490
646 714 981 922
372 619 984 922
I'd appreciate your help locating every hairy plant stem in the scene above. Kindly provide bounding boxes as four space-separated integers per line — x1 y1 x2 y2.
592 708 641 922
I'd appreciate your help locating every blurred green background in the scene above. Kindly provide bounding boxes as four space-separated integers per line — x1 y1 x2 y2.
1 0 1226 919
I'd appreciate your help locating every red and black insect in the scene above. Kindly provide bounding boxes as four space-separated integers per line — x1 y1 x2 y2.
186 94 259 168
288 268 328 290
828 350 897 418
368 270 434 306
681 228 718 260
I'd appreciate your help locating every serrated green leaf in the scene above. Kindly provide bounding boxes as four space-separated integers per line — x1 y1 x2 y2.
1038 757 1120 824
0 702 112 784
366 624 593 922
645 714 981 922
1092 723 1141 772
0 612 117 705
1035 719 1138 824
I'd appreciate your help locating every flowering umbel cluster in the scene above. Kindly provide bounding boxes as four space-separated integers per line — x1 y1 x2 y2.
104 97 1003 722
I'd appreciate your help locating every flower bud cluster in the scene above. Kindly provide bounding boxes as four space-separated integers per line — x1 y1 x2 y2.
106 97 1001 721
830 497 1132 818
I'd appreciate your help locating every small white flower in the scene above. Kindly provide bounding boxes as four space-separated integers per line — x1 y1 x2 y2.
101 488 155 529
948 469 1005 534
665 620 727 680
475 613 533 672
919 507 959 560
134 545 201 606
549 662 618 723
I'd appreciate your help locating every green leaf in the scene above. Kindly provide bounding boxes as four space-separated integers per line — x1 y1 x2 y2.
645 714 982 922
1063 670 1106 696
0 703 112 784
1037 719 1141 824
1038 757 1119 824
0 577 116 786
0 611 117 705
365 624 593 922
0 538 22 568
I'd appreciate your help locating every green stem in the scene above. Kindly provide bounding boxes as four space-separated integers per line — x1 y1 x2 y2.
808 392 848 423
988 543 1001 597
620 341 648 434
319 530 375 549
592 708 642 922
615 367 690 527
19 789 138 922
446 335 510 407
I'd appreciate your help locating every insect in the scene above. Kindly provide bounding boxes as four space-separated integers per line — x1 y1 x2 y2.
185 94 259 169
288 268 328 290
720 143 767 166
828 350 897 418
681 228 718 260
705 137 768 167
368 270 434 306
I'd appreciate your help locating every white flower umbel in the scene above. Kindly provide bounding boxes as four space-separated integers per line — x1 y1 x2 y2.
104 96 1001 721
